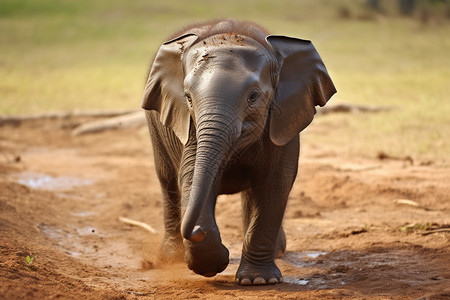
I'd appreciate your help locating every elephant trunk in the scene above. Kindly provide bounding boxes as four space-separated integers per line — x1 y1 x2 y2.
181 107 238 242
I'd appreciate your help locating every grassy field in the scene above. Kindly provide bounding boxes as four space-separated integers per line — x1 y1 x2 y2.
1 0 449 162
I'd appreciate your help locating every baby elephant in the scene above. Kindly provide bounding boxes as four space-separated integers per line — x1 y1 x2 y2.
142 19 336 285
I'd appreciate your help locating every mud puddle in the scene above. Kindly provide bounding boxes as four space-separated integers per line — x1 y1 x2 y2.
16 171 93 191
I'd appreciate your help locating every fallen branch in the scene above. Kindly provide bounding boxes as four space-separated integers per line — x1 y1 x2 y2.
0 109 139 125
71 111 146 136
395 199 420 207
377 151 414 165
118 216 158 234
123 289 157 296
421 229 450 236
318 103 393 115
394 199 440 211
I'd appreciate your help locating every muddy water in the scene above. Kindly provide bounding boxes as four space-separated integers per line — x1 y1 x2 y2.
17 171 93 191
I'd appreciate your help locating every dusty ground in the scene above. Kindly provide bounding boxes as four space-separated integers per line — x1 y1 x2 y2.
0 115 449 300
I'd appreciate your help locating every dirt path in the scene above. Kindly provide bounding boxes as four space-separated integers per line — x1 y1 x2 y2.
1 116 449 299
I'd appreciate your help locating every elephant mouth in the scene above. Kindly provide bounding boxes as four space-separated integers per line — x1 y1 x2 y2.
233 119 265 151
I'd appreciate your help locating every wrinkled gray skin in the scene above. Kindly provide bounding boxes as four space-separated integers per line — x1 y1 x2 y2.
142 19 336 286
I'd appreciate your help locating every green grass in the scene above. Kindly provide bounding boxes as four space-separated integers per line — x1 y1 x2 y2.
1 0 449 162
305 17 450 163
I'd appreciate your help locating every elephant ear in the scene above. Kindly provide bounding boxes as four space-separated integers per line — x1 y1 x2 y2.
142 34 198 145
266 35 336 146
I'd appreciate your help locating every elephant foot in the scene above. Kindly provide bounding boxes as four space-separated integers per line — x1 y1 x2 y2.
159 235 184 263
235 258 283 285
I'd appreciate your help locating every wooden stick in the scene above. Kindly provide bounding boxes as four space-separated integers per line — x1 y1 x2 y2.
118 216 158 234
395 199 419 207
421 229 450 236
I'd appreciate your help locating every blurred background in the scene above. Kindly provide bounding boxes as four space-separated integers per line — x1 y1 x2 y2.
1 0 449 162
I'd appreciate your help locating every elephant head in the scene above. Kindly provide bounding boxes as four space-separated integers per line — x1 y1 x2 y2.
142 22 336 276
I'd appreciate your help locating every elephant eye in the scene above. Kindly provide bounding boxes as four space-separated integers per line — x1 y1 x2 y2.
247 89 260 105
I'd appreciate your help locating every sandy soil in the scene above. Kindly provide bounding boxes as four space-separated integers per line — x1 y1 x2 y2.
0 115 449 299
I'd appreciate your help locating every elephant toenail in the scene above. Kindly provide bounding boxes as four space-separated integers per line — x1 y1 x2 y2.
240 278 252 286
253 277 267 285
268 278 278 284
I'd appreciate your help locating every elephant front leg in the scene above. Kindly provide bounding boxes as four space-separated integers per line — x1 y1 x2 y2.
159 177 185 262
242 190 287 260
147 112 185 263
237 164 295 285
